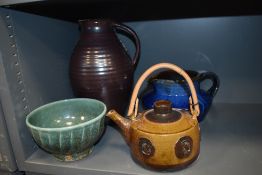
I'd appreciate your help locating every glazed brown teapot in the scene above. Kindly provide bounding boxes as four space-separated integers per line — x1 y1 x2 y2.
107 63 201 170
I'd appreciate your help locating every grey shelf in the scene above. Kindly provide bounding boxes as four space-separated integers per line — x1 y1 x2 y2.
0 0 42 6
1 6 262 175
24 103 262 175
0 103 17 172
0 170 24 175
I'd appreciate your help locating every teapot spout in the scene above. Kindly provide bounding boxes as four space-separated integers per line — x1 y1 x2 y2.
106 110 131 145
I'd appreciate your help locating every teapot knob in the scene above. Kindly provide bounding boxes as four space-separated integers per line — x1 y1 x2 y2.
154 100 172 114
146 100 181 123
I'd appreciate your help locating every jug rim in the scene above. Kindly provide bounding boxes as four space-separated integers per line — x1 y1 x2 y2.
78 19 114 24
150 70 199 84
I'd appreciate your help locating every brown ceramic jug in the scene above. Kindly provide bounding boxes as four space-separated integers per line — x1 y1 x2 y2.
70 19 140 115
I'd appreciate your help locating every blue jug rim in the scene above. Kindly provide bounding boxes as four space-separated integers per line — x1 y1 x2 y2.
150 70 200 84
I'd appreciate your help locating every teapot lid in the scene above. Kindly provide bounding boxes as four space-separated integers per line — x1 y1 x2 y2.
145 100 181 123
135 100 197 134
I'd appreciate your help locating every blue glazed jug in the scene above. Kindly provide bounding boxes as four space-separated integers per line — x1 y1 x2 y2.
141 70 219 122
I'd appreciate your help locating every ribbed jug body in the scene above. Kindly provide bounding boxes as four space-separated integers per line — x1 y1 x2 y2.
70 20 140 115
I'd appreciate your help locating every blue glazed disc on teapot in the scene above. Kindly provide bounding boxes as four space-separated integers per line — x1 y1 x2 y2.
141 70 219 122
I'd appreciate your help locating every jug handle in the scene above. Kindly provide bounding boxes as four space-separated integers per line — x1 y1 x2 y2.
127 63 200 120
113 23 140 67
198 71 220 97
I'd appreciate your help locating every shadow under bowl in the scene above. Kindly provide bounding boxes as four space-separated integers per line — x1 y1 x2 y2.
26 98 106 161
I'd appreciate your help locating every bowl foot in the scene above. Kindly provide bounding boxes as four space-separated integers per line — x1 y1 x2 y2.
53 147 94 161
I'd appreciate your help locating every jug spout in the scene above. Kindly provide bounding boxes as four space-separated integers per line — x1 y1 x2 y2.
106 110 131 145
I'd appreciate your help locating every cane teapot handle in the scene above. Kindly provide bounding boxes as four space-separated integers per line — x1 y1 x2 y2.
127 63 200 120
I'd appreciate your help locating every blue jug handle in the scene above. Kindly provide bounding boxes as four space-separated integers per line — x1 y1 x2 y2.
198 71 220 97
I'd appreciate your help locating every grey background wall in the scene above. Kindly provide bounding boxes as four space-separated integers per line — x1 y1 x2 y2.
2 8 262 105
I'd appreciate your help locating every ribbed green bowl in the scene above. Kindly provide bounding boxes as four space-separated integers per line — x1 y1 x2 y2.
26 98 106 161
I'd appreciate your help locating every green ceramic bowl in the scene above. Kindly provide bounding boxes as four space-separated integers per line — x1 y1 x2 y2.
26 98 106 161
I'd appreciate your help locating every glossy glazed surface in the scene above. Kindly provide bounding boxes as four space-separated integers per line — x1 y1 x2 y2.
70 19 140 115
129 115 200 170
26 98 106 161
106 63 201 170
142 70 219 122
107 107 200 171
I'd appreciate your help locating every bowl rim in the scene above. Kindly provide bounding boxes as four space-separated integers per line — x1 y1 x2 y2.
26 98 106 132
